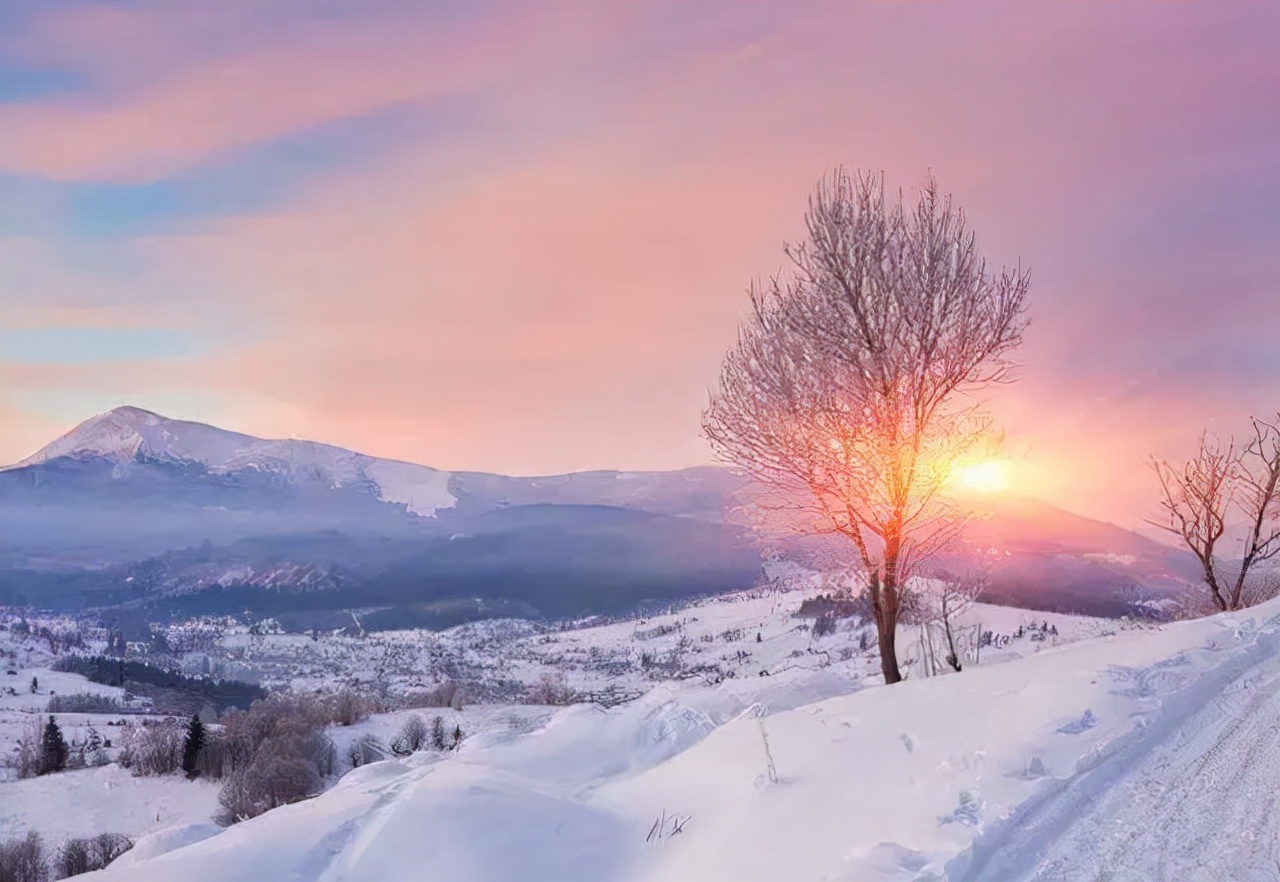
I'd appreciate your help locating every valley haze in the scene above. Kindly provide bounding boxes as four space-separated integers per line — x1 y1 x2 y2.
1 406 1196 631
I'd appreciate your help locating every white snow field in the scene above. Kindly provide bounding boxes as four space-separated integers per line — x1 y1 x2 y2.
76 596 1280 882
0 763 220 845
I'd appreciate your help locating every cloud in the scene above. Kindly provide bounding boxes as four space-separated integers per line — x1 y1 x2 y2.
0 1 611 182
0 1 1277 533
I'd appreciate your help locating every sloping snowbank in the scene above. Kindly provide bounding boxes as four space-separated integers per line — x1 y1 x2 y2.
85 597 1280 881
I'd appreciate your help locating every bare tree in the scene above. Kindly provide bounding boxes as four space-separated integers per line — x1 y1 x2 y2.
704 168 1029 684
1152 415 1280 612
909 571 985 673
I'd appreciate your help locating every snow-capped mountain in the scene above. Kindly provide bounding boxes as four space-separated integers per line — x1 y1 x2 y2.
0 406 761 622
9 406 457 517
0 406 1195 625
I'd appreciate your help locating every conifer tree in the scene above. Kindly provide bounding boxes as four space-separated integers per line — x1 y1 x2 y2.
39 716 69 775
182 713 205 777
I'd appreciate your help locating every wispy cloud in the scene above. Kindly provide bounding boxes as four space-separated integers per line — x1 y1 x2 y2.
0 0 1277 530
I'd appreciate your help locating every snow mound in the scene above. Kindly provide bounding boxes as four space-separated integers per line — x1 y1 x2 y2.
108 823 222 869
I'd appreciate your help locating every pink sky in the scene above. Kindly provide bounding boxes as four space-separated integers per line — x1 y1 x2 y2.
0 1 1277 533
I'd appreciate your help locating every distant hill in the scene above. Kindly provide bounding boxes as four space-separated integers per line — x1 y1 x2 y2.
0 407 759 626
0 406 1196 626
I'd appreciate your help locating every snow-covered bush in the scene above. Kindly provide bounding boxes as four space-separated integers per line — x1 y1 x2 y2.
0 830 47 882
10 718 42 779
327 688 371 726
399 681 464 710
119 718 184 776
391 714 428 755
218 742 325 825
215 694 338 823
54 833 133 878
526 672 575 706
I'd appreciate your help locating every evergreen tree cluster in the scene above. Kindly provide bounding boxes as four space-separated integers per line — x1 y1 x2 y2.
51 654 265 713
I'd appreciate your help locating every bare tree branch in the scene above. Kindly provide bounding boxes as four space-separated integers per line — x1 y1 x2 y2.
1151 414 1280 613
703 168 1030 684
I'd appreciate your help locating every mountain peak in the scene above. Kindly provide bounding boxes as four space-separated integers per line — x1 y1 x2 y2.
5 406 460 517
12 404 243 469
104 405 166 424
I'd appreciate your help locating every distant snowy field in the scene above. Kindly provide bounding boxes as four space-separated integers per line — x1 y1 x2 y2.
194 586 1129 702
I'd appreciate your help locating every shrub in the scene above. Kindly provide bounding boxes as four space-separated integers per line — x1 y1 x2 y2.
12 719 42 779
430 716 447 751
217 743 324 825
391 715 428 756
118 718 184 776
53 834 132 878
215 693 337 823
0 830 47 882
327 689 370 727
526 673 575 706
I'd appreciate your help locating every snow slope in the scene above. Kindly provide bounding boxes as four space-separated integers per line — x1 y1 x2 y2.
83 596 1280 881
0 764 220 845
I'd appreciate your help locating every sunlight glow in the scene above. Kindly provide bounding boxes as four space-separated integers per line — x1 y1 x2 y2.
954 459 1011 494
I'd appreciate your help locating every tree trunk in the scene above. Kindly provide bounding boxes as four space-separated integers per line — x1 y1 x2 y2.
870 569 903 685
877 611 902 684
943 615 962 672
1203 570 1228 612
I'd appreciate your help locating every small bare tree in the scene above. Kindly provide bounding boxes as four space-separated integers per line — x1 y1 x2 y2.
704 168 1029 683
911 572 985 673
1152 415 1280 612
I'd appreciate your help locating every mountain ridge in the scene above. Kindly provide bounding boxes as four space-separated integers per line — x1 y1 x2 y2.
0 406 1198 624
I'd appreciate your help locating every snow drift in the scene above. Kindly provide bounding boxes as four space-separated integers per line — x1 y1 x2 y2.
83 596 1280 881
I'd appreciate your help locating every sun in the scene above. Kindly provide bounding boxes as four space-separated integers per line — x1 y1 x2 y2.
954 459 1011 494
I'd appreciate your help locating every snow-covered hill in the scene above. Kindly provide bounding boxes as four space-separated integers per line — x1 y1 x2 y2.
71 596 1280 882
